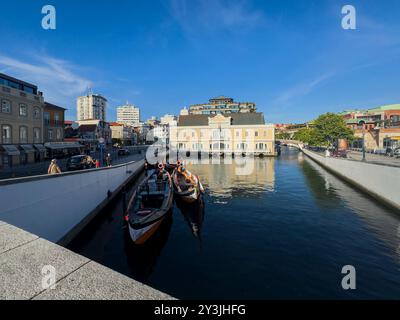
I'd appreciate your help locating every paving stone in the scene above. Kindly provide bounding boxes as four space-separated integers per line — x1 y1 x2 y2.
35 261 174 300
0 224 38 255
0 237 89 300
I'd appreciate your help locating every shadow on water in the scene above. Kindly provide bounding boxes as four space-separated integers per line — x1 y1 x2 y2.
175 197 205 248
298 152 400 257
122 211 173 283
297 153 344 209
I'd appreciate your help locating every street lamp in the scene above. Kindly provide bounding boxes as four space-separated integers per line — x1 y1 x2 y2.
358 122 366 162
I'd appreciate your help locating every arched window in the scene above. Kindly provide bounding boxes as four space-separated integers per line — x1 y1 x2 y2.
33 128 41 143
19 126 28 143
1 99 11 113
33 107 41 119
19 104 27 117
2 125 12 144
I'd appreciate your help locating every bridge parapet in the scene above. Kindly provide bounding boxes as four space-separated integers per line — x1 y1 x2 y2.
0 159 144 245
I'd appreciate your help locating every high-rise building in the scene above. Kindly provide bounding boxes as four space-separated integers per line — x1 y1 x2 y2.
77 94 107 121
117 103 140 126
189 96 256 115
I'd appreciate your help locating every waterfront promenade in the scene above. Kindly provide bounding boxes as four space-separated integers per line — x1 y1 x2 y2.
0 221 173 300
0 146 147 180
347 150 400 167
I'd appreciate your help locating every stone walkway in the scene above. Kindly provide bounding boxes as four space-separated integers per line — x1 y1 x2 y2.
0 146 148 180
347 151 400 167
0 222 173 300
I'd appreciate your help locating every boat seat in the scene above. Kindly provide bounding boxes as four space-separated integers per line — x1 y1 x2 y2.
139 191 165 197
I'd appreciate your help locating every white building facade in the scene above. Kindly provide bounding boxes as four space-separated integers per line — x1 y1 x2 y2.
77 94 107 121
117 103 140 126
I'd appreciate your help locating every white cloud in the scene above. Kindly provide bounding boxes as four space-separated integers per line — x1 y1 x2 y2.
0 53 92 115
273 72 335 106
167 0 265 34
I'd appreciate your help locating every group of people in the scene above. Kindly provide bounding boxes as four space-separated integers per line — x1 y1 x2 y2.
47 153 113 175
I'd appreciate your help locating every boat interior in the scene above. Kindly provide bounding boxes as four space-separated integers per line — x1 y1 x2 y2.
135 175 169 212
175 173 195 191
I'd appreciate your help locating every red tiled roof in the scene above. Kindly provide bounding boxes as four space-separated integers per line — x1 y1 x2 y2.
109 122 124 126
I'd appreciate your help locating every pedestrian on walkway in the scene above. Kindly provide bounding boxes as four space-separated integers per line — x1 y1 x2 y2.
47 159 62 175
95 159 101 168
106 153 112 167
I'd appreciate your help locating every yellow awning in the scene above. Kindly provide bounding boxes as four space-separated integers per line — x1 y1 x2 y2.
391 136 400 141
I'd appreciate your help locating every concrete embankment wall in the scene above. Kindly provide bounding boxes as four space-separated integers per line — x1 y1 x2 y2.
302 149 400 210
0 160 144 245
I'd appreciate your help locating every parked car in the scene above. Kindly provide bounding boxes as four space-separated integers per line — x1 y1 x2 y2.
66 155 95 171
118 148 130 156
386 147 396 157
331 149 347 158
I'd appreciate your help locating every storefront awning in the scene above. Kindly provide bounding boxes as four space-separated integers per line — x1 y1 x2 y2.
44 142 84 150
34 144 47 152
20 144 35 153
1 145 20 156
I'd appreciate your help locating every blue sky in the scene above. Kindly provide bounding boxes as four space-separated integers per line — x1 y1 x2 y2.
1 0 400 123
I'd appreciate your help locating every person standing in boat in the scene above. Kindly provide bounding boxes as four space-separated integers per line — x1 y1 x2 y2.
156 163 165 191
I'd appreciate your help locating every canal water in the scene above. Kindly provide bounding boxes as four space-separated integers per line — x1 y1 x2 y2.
68 148 400 299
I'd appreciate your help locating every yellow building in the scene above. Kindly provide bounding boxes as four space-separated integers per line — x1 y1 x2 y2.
169 113 275 156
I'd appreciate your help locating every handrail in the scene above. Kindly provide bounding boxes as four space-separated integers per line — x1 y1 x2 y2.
0 159 144 186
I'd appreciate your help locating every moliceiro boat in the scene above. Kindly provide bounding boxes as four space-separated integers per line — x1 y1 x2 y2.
172 165 204 204
126 166 173 244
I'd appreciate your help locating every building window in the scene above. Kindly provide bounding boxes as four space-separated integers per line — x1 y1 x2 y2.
255 131 258 137
1 99 11 113
48 129 53 140
33 128 41 143
19 104 28 117
44 112 50 125
56 129 61 140
33 107 41 119
55 112 59 125
2 125 12 144
19 126 28 143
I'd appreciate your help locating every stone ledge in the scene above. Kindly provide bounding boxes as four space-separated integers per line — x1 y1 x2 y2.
0 222 174 300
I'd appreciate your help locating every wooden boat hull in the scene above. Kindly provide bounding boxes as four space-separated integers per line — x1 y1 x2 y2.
127 170 173 245
172 170 204 204
129 218 164 245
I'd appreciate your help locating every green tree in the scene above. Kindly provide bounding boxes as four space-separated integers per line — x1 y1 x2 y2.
276 132 291 140
292 113 354 146
311 113 354 146
293 128 313 143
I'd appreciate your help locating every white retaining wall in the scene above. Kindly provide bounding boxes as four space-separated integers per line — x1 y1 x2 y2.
302 149 400 210
0 160 144 243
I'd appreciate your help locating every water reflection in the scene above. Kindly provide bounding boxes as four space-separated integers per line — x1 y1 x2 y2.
300 154 400 260
123 211 173 283
185 157 276 203
176 198 205 246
